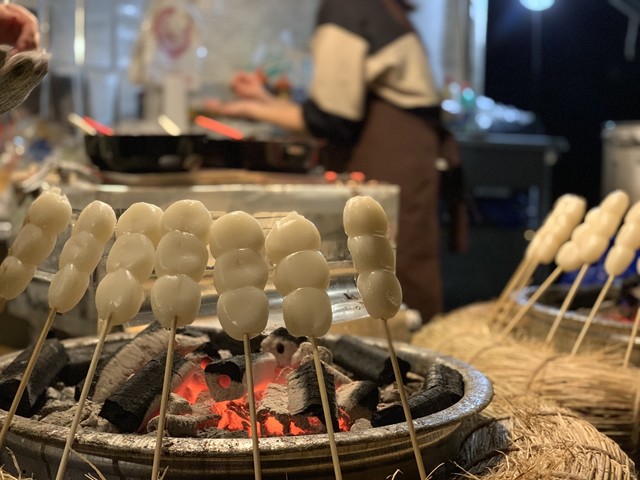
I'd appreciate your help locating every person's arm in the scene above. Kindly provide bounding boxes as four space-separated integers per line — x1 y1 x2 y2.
0 4 39 52
204 97 306 133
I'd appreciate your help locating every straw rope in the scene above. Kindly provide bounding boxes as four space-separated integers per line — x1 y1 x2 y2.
414 302 640 460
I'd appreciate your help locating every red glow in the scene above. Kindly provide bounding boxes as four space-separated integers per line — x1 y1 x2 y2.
195 115 244 140
82 116 114 136
217 374 232 389
263 417 284 436
174 370 208 405
324 171 338 182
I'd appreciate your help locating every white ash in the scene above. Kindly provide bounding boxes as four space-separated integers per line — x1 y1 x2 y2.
197 427 249 439
350 418 372 432
167 393 193 415
175 331 210 356
147 413 198 437
290 342 332 367
260 334 301 367
218 349 233 359
257 383 289 418
38 400 117 433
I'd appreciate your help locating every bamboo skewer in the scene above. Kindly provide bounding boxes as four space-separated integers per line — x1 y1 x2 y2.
152 315 178 480
243 333 262 480
488 258 530 321
545 264 589 344
0 307 57 450
499 266 563 339
55 316 112 480
570 275 614 357
309 336 343 480
382 318 427 480
623 307 640 368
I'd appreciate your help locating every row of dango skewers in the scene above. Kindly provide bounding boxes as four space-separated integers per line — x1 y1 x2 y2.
0 191 418 480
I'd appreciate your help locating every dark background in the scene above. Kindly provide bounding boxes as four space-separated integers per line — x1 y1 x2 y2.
484 0 640 207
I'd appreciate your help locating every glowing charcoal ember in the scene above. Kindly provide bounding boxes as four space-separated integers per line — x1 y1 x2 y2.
25 188 72 235
209 211 265 259
161 199 212 243
212 248 268 294
343 196 389 237
95 269 145 326
154 230 208 282
150 274 202 328
9 223 56 266
48 264 90 313
555 241 583 272
58 231 103 274
287 360 338 431
356 270 403 320
204 352 277 402
0 256 35 299
264 212 321 265
114 202 164 247
216 286 269 341
106 233 155 283
281 287 332 338
72 200 117 243
604 245 636 277
272 250 330 296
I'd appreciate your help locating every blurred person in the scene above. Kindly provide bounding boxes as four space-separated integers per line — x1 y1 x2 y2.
207 0 462 323
0 3 39 52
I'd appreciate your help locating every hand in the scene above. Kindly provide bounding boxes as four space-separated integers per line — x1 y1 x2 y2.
230 71 273 102
203 97 263 120
0 4 39 52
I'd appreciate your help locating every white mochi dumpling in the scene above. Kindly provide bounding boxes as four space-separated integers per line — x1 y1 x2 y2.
209 211 265 259
25 188 72 235
115 202 164 247
48 264 90 313
265 212 321 265
347 235 396 273
106 233 155 282
604 245 635 277
555 241 582 272
161 199 212 243
95 269 145 326
356 270 402 320
578 233 609 265
9 223 56 266
213 248 268 293
59 230 103 274
282 287 332 337
72 200 117 243
154 230 208 281
343 196 389 237
0 255 35 299
150 274 202 328
217 286 269 340
615 222 640 250
273 250 330 295
600 189 630 218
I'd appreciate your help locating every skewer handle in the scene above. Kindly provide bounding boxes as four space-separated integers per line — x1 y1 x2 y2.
151 316 178 480
382 319 427 480
0 308 57 451
309 336 343 480
570 275 614 357
55 317 111 480
545 263 588 344
623 307 640 367
243 334 262 480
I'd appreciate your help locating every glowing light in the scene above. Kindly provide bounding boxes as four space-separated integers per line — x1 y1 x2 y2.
519 0 555 11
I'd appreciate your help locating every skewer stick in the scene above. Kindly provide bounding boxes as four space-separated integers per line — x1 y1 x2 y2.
496 260 538 325
0 308 57 450
151 316 178 480
55 316 111 480
243 333 262 480
499 266 563 339
545 264 589 344
623 307 640 368
570 275 614 357
309 336 343 480
381 318 427 480
488 258 530 321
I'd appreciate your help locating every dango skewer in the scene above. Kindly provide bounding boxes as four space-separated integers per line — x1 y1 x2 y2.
266 211 342 480
343 196 426 480
570 191 631 356
0 200 114 452
55 216 157 480
151 199 210 480
211 211 270 480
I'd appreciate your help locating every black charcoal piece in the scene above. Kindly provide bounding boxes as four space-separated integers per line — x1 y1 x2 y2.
99 351 188 433
260 327 307 367
59 338 128 386
336 380 379 421
331 335 410 386
371 363 465 427
206 329 265 356
0 338 68 416
288 360 338 431
204 352 276 402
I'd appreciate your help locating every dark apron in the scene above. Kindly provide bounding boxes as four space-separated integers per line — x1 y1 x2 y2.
348 98 444 322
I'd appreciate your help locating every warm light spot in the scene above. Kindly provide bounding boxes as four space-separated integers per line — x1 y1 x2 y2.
264 416 285 436
217 374 232 389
